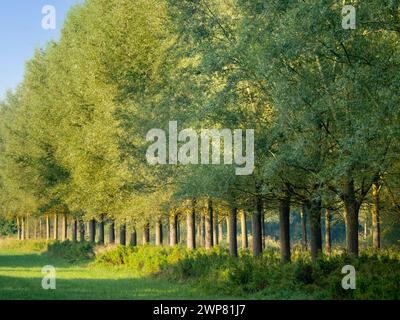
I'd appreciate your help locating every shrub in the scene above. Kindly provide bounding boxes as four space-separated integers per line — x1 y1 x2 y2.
0 239 48 252
94 244 400 299
46 240 94 262
294 262 315 285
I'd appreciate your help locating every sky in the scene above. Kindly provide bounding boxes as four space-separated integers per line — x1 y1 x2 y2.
0 0 82 100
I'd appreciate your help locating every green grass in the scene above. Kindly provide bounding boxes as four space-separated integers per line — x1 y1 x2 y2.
3 240 398 300
0 246 240 300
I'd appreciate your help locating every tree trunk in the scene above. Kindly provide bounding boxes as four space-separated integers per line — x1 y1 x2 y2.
196 221 200 247
79 220 85 242
279 196 291 263
218 221 223 244
325 209 331 255
213 210 219 245
241 210 248 250
252 196 263 256
169 212 177 246
175 214 179 244
300 206 308 250
72 219 78 242
187 199 196 250
98 218 105 245
205 199 214 250
226 217 230 244
229 206 238 257
21 216 25 240
309 199 322 262
143 222 150 245
89 219 96 243
343 209 348 246
200 214 205 247
155 219 163 246
167 222 170 246
39 218 42 239
25 215 29 239
62 214 68 241
46 215 50 240
343 180 359 256
363 219 367 241
371 181 381 249
130 228 137 246
16 216 21 240
109 221 115 244
177 219 181 244
262 210 266 249
119 224 126 245
20 216 24 240
53 214 58 240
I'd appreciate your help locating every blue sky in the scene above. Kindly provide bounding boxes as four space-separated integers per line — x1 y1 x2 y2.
0 0 82 100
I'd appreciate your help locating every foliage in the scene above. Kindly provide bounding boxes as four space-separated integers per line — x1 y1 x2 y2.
96 245 400 299
0 239 48 252
46 240 94 262
0 216 16 236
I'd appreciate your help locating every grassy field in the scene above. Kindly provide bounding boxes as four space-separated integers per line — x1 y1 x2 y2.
3 240 398 300
0 246 238 300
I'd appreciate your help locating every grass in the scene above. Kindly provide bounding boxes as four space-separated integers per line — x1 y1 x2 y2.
0 242 240 300
93 243 400 300
3 239 398 300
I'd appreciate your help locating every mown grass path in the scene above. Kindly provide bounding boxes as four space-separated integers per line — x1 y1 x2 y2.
0 249 238 300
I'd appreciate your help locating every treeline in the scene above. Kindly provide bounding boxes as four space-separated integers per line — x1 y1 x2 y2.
1 0 400 262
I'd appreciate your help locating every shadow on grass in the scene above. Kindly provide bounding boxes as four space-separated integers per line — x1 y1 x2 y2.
0 252 243 300
0 274 220 300
0 253 82 269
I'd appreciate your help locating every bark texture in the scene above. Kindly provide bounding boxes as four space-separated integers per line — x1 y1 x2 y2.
371 181 381 249
279 196 291 263
169 212 178 246
241 210 248 250
89 219 96 243
109 221 115 244
252 196 263 257
53 214 58 240
98 218 105 245
119 224 126 245
343 180 359 256
62 214 68 241
143 222 150 245
79 220 85 242
205 199 214 250
155 219 163 246
130 228 137 246
229 206 238 257
300 206 308 250
72 219 77 242
324 209 331 255
309 199 322 262
187 199 196 250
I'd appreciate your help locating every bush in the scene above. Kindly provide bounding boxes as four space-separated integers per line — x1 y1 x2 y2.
0 239 48 252
94 244 400 299
46 240 94 262
0 217 16 236
294 262 315 285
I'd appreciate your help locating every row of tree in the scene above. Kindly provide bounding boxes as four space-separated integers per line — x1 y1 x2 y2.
12 207 270 250
1 0 400 262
